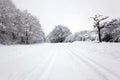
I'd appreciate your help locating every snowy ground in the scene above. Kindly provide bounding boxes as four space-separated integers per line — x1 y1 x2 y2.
0 42 120 80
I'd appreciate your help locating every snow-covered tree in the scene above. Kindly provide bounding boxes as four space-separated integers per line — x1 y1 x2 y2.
91 15 108 42
101 18 120 42
13 10 45 44
0 0 17 44
0 0 45 44
47 25 71 43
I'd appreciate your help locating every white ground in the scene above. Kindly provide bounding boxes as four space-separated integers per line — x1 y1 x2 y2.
0 42 120 80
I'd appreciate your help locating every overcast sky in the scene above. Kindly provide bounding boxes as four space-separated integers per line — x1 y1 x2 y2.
12 0 120 34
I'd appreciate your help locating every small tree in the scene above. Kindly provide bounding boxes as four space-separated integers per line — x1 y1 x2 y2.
91 15 108 42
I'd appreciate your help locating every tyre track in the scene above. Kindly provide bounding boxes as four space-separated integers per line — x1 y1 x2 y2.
8 45 57 80
69 44 120 80
62 45 109 80
63 44 120 80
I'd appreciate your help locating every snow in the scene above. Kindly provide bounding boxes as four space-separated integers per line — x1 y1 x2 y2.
0 42 120 80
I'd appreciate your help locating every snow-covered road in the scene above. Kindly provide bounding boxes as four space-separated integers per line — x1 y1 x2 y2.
0 42 120 80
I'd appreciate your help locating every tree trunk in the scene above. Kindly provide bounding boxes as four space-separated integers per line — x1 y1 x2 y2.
25 32 29 44
12 32 16 40
98 28 102 42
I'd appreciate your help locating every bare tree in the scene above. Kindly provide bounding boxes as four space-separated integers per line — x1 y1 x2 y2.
91 15 109 42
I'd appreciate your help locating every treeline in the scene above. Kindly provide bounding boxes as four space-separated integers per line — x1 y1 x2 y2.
0 0 45 45
0 0 120 45
47 17 120 43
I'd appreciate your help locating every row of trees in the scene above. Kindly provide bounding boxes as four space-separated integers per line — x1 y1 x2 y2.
0 0 45 44
46 15 120 43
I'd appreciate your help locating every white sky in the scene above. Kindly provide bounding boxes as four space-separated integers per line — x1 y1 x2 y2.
12 0 120 35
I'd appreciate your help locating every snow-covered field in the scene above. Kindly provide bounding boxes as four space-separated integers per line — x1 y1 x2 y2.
0 42 120 80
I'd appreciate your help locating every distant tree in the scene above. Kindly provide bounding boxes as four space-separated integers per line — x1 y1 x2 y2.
64 34 75 42
75 31 89 41
47 25 71 43
91 15 109 42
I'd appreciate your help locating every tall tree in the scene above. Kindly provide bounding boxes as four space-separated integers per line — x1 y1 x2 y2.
14 10 45 44
91 15 108 42
0 0 45 44
0 0 17 44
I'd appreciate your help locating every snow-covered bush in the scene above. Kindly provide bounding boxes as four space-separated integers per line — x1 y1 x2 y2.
65 30 98 42
64 34 75 42
111 28 120 42
47 25 71 43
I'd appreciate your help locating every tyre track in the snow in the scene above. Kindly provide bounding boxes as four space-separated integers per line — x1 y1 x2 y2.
8 45 57 80
72 43 120 60
62 45 109 80
63 44 120 80
67 44 120 80
56 44 107 80
38 46 58 80
8 44 51 80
